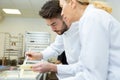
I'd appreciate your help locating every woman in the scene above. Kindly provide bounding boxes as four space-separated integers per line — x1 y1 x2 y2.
58 0 120 80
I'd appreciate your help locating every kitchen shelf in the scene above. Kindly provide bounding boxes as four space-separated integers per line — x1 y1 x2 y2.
3 33 23 65
25 31 50 53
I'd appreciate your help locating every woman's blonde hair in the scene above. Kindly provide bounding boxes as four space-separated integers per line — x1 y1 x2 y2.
92 1 112 13
65 0 112 13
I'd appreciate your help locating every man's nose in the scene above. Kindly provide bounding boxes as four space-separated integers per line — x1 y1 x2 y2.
61 11 63 16
51 26 56 31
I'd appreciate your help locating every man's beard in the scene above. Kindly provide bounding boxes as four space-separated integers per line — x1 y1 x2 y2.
56 21 68 35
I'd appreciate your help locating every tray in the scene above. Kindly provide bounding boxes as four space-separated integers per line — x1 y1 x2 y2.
0 70 42 80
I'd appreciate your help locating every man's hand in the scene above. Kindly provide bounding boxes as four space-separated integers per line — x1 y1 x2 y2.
25 51 43 60
31 61 57 73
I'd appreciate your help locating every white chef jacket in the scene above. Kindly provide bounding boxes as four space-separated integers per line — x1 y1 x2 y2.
41 21 81 79
57 4 120 80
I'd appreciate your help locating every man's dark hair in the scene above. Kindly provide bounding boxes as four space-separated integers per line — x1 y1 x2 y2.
39 0 62 19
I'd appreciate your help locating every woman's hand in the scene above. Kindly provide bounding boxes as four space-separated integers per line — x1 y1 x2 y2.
31 61 57 73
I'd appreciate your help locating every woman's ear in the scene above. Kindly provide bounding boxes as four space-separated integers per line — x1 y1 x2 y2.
70 0 77 9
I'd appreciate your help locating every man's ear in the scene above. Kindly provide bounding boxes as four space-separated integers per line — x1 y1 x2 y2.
70 0 77 9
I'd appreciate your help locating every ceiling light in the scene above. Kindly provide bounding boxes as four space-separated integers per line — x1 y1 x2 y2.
2 9 21 14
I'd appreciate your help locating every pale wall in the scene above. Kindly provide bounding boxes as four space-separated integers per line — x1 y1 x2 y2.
106 0 120 22
0 17 57 42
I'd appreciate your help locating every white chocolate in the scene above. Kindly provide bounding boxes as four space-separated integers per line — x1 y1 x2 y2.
20 64 32 70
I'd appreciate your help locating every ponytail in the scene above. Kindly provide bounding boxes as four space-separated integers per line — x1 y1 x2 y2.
66 0 112 13
92 1 112 13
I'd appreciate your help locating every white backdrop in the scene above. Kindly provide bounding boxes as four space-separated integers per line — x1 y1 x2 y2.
106 0 120 21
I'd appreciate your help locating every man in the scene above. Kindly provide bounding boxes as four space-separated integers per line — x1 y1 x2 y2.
26 0 81 79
